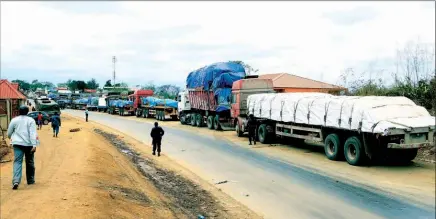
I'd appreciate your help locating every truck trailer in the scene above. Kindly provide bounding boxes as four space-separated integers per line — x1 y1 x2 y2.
134 96 178 121
178 78 274 130
244 93 435 166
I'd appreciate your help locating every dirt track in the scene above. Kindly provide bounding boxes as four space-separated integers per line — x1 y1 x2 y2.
0 115 259 219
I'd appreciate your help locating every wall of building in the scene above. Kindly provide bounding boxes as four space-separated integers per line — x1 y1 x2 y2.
275 88 341 95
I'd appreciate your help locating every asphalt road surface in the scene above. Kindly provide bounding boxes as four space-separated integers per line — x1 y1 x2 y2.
64 110 435 219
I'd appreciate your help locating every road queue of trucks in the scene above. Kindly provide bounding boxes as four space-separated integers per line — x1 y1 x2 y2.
175 61 435 166
61 61 435 166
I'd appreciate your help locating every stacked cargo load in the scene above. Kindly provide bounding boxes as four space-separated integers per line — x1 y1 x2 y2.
246 92 435 165
186 61 246 112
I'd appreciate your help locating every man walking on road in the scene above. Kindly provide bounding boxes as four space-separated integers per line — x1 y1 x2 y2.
7 106 38 190
247 114 257 145
37 112 43 130
85 108 89 122
150 122 165 156
51 112 61 138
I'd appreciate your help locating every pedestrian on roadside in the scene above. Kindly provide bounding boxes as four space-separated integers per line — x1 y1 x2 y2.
247 114 257 145
37 112 43 130
85 108 89 122
50 112 61 138
150 122 165 156
7 106 38 190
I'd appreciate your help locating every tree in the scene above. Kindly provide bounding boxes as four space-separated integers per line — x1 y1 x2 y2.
155 84 181 99
114 82 128 88
66 79 78 91
142 81 156 92
104 80 112 87
86 78 99 89
11 80 31 91
57 83 67 88
76 81 87 91
231 60 259 75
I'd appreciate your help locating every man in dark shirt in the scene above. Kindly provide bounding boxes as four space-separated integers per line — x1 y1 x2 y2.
247 114 257 145
150 122 165 156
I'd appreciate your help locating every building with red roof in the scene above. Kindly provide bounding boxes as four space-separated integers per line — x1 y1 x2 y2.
1 80 27 136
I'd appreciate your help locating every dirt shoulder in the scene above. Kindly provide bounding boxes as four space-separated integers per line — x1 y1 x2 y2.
1 115 259 219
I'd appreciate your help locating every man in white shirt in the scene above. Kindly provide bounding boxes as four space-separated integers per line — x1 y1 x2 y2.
7 106 38 190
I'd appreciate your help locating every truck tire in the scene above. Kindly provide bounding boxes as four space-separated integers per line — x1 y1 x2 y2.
213 115 221 130
207 116 214 129
236 120 243 137
324 134 343 161
258 124 268 143
144 109 149 118
195 114 203 127
180 113 186 124
190 114 196 126
344 136 366 166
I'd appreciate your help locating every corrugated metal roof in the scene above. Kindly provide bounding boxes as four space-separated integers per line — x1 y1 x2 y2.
11 83 19 90
0 80 26 99
258 73 345 90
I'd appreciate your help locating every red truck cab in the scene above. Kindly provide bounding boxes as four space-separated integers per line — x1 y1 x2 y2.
231 78 274 135
128 89 154 116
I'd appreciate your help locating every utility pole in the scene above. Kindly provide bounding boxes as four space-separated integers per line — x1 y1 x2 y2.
112 56 117 87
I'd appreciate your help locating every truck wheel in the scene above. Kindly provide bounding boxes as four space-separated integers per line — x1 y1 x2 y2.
324 134 343 161
344 136 366 166
258 124 268 143
236 120 243 137
213 115 221 130
180 113 187 125
195 114 202 127
207 116 214 129
190 114 196 126
136 110 140 117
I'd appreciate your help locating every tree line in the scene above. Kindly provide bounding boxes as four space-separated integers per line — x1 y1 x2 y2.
338 40 435 114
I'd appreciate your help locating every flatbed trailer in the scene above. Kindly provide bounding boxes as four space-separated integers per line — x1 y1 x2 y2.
244 93 435 166
136 104 178 121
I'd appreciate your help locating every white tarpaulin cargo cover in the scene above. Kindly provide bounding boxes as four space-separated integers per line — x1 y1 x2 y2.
247 93 435 133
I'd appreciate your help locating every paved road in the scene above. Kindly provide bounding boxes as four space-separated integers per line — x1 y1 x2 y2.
65 110 435 219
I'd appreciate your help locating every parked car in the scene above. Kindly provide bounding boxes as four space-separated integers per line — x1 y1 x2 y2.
27 111 51 125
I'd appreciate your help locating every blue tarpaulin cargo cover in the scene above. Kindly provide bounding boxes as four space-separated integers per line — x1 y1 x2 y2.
141 97 178 109
186 61 246 90
211 72 245 90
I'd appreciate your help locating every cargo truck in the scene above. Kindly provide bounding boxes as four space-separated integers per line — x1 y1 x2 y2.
106 92 122 115
35 98 61 117
178 77 274 130
132 93 179 121
244 93 435 166
86 97 99 111
70 94 81 109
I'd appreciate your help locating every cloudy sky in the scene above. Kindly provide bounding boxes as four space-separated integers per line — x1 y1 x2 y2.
1 1 434 88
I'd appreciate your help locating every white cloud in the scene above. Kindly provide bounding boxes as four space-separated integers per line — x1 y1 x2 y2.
1 1 434 86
